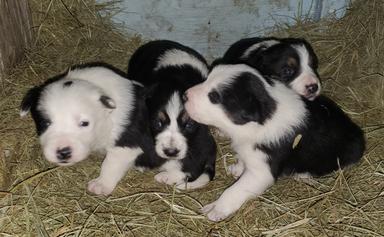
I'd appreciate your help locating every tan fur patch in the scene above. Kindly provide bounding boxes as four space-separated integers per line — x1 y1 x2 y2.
287 57 298 68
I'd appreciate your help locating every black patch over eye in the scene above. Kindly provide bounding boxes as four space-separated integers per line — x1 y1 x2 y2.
281 67 295 78
208 90 221 104
79 121 89 127
37 118 51 134
42 119 51 127
153 119 164 131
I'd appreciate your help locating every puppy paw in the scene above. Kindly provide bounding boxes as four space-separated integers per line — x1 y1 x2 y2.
87 178 114 196
154 171 182 185
227 162 244 178
293 172 315 185
201 201 232 222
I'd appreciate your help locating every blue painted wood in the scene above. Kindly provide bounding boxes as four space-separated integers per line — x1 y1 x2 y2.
100 0 350 59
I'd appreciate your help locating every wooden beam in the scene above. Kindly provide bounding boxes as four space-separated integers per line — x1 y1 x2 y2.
0 0 33 78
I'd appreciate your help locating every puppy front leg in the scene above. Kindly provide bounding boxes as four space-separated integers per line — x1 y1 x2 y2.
87 147 143 196
202 160 274 222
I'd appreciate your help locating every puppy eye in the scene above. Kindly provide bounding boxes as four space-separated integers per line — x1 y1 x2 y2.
208 90 221 104
154 120 163 130
79 121 89 127
281 67 295 77
42 120 51 127
184 120 195 131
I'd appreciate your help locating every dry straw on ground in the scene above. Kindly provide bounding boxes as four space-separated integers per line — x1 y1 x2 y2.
0 0 383 236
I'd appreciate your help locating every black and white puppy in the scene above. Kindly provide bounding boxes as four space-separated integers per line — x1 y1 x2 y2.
127 40 217 189
20 63 160 196
184 64 365 221
216 37 321 100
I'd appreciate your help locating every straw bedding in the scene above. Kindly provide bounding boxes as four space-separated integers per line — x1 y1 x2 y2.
0 0 383 236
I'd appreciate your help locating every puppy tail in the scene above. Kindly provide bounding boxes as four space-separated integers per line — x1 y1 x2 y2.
176 173 210 190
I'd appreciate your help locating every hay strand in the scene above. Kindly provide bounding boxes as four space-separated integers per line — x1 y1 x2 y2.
0 0 383 236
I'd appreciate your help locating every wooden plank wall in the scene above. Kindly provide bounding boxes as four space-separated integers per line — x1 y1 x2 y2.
0 0 33 79
0 0 32 189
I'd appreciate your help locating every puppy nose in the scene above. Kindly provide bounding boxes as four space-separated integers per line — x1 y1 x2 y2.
306 84 319 94
182 92 188 103
56 146 72 161
163 148 180 157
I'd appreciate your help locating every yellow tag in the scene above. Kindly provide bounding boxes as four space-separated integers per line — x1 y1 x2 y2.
292 134 302 149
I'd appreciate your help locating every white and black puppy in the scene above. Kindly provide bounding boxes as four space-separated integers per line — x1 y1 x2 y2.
127 40 217 190
216 37 321 100
184 64 365 221
20 63 161 196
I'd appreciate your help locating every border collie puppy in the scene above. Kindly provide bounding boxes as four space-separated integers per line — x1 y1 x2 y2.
216 37 321 100
127 40 217 189
184 64 365 221
20 63 160 196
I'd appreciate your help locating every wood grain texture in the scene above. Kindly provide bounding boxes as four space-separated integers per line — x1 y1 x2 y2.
0 0 33 78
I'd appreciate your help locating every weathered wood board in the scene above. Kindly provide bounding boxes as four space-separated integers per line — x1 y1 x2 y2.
0 0 33 79
0 0 32 189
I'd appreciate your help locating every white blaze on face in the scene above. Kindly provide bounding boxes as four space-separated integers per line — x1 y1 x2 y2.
154 49 208 77
155 92 187 160
241 40 280 59
290 45 321 100
38 80 112 165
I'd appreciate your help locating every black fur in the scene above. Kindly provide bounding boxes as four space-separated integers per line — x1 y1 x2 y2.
20 62 159 163
128 40 217 183
21 72 66 135
216 37 320 91
115 85 165 169
213 72 277 125
212 65 364 179
276 95 365 177
214 37 279 66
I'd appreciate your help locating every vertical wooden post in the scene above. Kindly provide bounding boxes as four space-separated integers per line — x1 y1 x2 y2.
0 0 32 189
0 0 33 79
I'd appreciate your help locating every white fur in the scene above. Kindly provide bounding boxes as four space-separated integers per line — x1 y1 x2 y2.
154 49 208 77
241 39 280 59
87 147 143 196
186 65 307 145
227 160 244 178
176 173 210 190
155 160 186 185
185 64 307 221
290 45 321 100
67 67 135 141
185 65 259 128
38 80 113 165
202 148 274 221
25 66 143 196
36 67 136 166
155 160 210 190
155 92 187 160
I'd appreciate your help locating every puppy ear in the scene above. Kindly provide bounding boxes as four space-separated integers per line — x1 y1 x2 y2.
242 103 261 123
141 83 159 99
236 73 276 125
231 96 263 125
99 95 116 109
20 86 41 117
